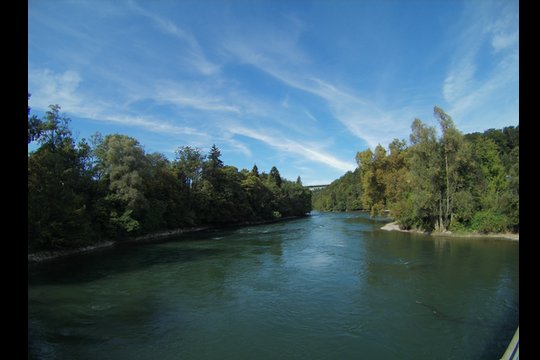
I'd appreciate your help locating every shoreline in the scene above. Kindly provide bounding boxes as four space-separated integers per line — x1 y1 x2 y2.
380 221 519 241
28 215 306 263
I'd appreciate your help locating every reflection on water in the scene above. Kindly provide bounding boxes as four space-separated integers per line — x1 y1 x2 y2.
28 212 518 360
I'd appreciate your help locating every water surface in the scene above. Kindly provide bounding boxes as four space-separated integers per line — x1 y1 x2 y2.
28 212 519 359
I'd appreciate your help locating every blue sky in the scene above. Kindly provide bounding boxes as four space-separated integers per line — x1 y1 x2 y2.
28 0 518 185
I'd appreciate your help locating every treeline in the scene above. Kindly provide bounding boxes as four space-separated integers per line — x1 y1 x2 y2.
28 100 311 251
312 106 518 234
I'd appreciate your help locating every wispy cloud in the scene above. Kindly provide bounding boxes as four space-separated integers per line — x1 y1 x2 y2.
127 0 220 76
101 114 207 138
486 3 519 53
28 68 83 110
304 110 318 123
28 67 210 141
443 60 476 104
223 36 411 148
226 125 356 172
154 82 241 113
442 0 518 128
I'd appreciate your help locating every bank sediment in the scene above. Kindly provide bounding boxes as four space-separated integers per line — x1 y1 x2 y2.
381 221 519 241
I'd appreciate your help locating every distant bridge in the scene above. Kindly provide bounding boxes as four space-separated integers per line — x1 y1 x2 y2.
305 184 329 191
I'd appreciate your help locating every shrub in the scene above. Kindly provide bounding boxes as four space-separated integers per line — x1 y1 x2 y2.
471 210 508 233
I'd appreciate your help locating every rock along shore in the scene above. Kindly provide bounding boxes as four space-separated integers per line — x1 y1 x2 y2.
381 221 519 241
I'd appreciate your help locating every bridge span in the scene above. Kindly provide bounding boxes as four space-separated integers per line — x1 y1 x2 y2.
305 184 329 191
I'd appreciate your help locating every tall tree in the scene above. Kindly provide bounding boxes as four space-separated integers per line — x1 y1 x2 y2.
408 118 443 231
434 106 471 230
208 144 223 169
269 166 282 188
174 146 204 190
94 134 148 235
356 148 373 210
28 106 97 249
203 144 224 190
356 145 387 216
251 164 260 177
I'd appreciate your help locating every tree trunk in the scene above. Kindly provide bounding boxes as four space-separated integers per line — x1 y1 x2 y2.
438 191 445 232
445 154 450 229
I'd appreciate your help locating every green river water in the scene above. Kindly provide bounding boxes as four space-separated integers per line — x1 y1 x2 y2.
28 211 519 359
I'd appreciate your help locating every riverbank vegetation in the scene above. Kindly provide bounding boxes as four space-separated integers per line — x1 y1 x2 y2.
28 97 311 252
312 106 518 234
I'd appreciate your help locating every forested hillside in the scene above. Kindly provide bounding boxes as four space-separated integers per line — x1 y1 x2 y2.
28 100 311 251
312 106 518 234
311 169 362 211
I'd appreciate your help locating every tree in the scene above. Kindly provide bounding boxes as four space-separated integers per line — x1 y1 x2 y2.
94 134 149 235
269 166 282 187
27 99 316 252
356 145 387 216
468 137 510 232
203 144 225 190
312 106 517 234
383 138 409 206
242 172 273 219
312 169 362 212
251 164 259 177
408 118 443 231
172 146 205 225
279 180 312 216
28 94 43 144
28 107 98 249
174 146 204 190
208 144 223 168
141 152 186 231
434 106 472 230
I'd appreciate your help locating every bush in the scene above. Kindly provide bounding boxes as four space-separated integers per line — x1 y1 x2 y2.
471 210 508 233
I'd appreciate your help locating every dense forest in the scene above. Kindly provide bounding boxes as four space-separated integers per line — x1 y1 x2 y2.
28 99 312 252
312 169 362 212
312 106 518 234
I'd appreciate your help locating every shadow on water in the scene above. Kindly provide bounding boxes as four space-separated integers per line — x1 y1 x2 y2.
28 220 298 287
28 221 297 359
28 245 230 286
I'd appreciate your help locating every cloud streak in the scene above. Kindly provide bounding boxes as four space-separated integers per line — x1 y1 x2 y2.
442 0 518 128
223 36 411 149
154 82 241 113
127 0 220 76
28 67 209 140
226 125 356 173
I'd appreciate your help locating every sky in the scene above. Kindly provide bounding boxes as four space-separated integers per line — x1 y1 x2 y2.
28 0 519 185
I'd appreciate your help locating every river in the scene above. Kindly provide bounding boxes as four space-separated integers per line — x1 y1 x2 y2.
28 211 519 359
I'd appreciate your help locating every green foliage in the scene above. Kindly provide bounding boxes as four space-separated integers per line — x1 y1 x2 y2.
173 146 204 189
28 101 312 251
94 134 148 237
470 210 509 233
28 104 100 250
312 169 362 211
269 166 282 187
313 107 518 235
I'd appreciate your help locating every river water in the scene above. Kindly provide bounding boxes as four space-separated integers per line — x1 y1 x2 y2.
28 212 518 359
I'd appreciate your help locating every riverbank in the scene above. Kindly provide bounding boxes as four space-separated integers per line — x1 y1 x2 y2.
381 221 519 241
28 215 306 263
